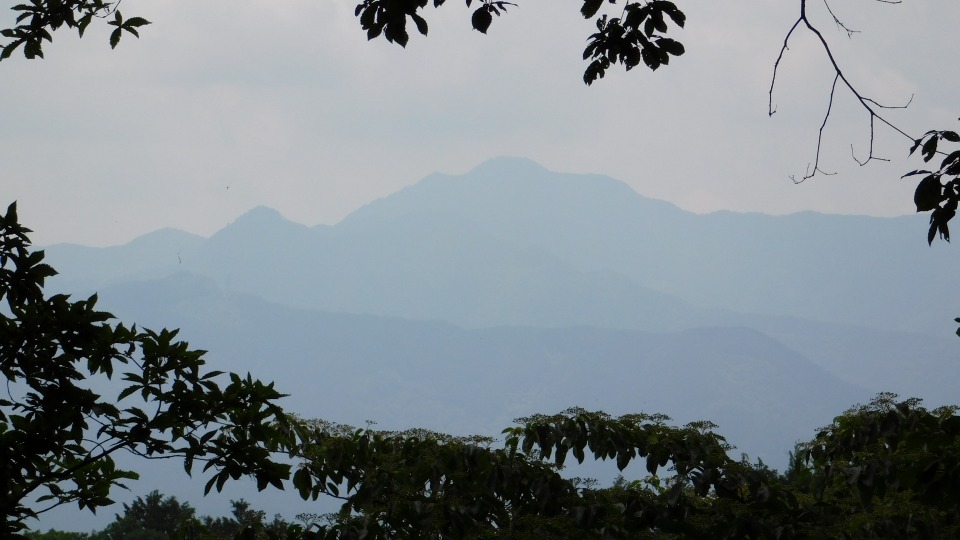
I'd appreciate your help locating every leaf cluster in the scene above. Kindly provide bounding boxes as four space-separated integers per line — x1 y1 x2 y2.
582 1 685 84
0 0 148 61
353 0 515 48
905 129 960 245
351 0 684 83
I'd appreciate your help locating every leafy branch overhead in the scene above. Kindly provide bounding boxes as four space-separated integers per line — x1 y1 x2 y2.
352 0 685 83
764 0 960 248
905 129 960 244
353 0 517 47
0 0 149 61
581 1 685 84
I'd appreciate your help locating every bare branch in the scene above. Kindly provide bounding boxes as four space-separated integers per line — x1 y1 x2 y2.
800 73 841 181
772 0 915 180
768 18 803 117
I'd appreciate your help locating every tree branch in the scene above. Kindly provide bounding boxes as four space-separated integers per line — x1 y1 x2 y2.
771 0 916 181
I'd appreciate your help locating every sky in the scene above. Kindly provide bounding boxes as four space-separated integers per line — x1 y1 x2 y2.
2 0 958 247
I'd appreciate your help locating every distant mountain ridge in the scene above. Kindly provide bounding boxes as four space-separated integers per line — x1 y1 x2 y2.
46 156 959 335
41 156 959 405
91 271 863 464
35 156 960 531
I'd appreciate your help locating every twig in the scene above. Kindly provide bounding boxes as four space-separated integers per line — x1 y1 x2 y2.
822 0 858 38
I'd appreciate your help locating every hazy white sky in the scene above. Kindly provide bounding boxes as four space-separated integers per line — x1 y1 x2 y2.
2 0 956 246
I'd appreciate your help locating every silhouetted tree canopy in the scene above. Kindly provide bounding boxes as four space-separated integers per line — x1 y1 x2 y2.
285 395 960 538
0 203 297 535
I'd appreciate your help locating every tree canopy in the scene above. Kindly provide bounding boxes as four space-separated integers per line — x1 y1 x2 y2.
21 395 960 539
0 203 297 535
282 395 960 539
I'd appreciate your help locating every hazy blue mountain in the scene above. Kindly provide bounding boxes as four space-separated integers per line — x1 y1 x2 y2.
92 272 867 467
44 227 204 291
88 271 957 469
40 156 959 405
335 156 959 335
45 156 960 336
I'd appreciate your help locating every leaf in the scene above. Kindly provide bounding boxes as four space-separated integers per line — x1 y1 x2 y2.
667 481 683 506
24 39 42 59
929 209 952 246
109 28 121 49
293 468 313 500
939 209 955 242
902 169 932 178
384 21 409 47
472 7 493 33
946 159 960 177
77 14 92 38
411 13 428 36
0 40 21 60
942 131 960 142
122 17 151 28
940 150 960 174
909 138 923 156
663 3 685 27
117 385 139 401
914 175 943 212
581 0 604 19
922 135 939 162
659 37 684 56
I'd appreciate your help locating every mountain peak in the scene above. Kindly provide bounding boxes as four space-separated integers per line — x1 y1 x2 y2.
233 206 286 225
466 156 549 178
207 206 311 245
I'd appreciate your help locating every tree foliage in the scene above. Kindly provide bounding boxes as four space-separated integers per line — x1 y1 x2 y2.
790 393 960 538
283 396 960 539
21 395 960 539
95 490 196 540
905 131 960 245
0 0 148 60
0 202 296 535
0 0 689 85
344 0 687 85
198 498 294 540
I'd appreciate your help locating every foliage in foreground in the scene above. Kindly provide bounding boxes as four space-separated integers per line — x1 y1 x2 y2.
285 394 960 539
1 202 297 535
21 395 960 539
25 490 297 539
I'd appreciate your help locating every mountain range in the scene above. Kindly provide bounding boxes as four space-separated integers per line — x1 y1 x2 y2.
36 156 960 530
